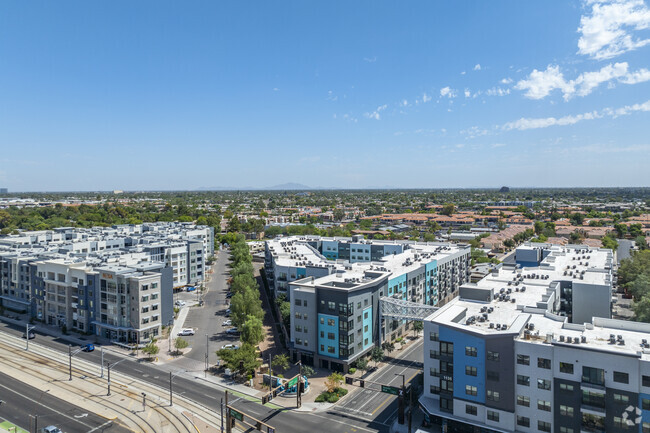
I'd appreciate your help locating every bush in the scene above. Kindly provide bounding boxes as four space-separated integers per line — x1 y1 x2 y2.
315 387 348 403
348 367 357 374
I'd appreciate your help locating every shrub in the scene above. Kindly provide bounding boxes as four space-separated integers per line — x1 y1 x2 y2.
348 367 357 374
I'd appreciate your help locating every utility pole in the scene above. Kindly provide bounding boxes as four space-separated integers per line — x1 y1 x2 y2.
68 344 72 381
141 393 146 412
220 397 224 433
296 361 302 408
100 347 104 378
268 354 272 391
107 362 111 396
225 390 231 433
33 414 38 433
169 371 173 406
205 333 209 377
396 373 405 425
408 381 413 433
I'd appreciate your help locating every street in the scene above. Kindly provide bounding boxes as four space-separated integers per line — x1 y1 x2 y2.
0 371 129 433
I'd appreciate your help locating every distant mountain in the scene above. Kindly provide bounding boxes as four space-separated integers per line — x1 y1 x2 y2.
265 183 311 190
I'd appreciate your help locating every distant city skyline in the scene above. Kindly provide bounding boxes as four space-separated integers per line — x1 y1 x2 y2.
1 1 650 191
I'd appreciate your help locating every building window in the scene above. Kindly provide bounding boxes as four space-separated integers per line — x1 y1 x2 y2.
465 366 477 376
643 398 650 410
327 346 335 354
440 398 452 411
440 380 453 393
487 390 500 401
581 390 605 408
615 393 630 404
516 416 530 428
582 366 605 386
296 338 302 345
613 371 629 384
517 395 530 407
487 410 499 422
516 354 530 365
465 346 477 357
560 405 574 417
487 371 499 381
643 375 650 387
328 301 335 310
364 325 368 332
429 332 439 341
465 405 477 415
537 378 551 390
487 351 499 361
560 428 574 433
440 342 453 355
295 325 302 332
614 417 631 430
328 332 335 340
465 385 477 396
295 299 302 306
560 383 574 392
537 400 551 411
517 374 530 386
320 317 324 324
320 345 324 351
538 357 551 369
643 422 650 433
560 362 574 374
327 319 335 326
538 421 551 432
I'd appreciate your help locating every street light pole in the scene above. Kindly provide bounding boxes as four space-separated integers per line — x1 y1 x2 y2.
100 346 104 378
68 344 72 381
107 362 111 396
170 371 173 406
205 333 209 377
395 373 405 426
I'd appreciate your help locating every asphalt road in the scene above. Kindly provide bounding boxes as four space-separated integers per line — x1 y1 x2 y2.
0 371 129 433
617 239 635 265
332 338 424 426
173 249 238 368
0 321 391 433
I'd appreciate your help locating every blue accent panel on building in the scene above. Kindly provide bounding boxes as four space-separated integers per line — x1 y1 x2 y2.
388 274 407 298
296 267 306 278
362 307 373 350
439 326 486 404
350 243 371 263
641 393 650 431
321 240 339 260
516 261 540 268
425 260 438 305
383 244 404 256
318 313 339 358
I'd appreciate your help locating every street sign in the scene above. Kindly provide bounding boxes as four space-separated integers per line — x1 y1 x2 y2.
229 408 243 421
381 385 400 395
287 377 298 388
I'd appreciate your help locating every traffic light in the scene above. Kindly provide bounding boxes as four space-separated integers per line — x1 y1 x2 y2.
345 376 354 385
359 380 365 388
262 394 268 405
299 381 305 393
272 389 278 397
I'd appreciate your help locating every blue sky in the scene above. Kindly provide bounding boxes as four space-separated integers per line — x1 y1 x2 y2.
1 0 649 191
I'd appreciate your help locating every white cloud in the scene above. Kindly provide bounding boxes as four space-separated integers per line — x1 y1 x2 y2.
422 93 432 103
500 78 513 84
515 65 572 99
486 87 511 96
273 87 279 91
455 143 465 148
364 104 388 120
578 0 650 60
502 98 650 130
460 71 466 75
400 99 409 107
473 64 482 71
461 126 489 138
440 87 457 98
464 88 471 98
327 90 338 101
364 56 377 63
491 143 507 148
515 62 650 100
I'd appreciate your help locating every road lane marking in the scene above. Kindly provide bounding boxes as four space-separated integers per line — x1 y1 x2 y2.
87 420 113 433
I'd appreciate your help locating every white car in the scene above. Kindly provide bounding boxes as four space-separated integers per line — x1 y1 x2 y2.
175 300 186 307
178 328 195 336
221 344 239 350
222 319 232 326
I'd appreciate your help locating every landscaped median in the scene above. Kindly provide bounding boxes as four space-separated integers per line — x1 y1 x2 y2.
0 419 29 433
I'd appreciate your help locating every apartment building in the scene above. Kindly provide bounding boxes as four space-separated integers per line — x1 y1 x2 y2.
0 222 212 343
265 235 471 371
419 243 650 433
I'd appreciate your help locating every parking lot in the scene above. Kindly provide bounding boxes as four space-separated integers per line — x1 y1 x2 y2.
171 249 241 367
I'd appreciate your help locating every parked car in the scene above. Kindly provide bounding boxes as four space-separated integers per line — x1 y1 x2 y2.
186 286 196 292
178 328 195 336
41 427 63 433
81 343 95 352
225 327 239 335
221 344 239 350
226 292 233 298
222 319 232 326
22 331 35 339
175 300 186 307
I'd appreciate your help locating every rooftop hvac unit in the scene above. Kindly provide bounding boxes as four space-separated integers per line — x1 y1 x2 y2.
560 335 565 342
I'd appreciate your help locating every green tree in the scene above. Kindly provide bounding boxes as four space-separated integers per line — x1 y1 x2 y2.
271 353 290 374
142 340 159 357
355 357 369 374
633 296 650 323
629 224 643 238
601 235 618 250
333 208 345 221
534 221 545 235
370 346 385 367
241 315 264 346
216 343 261 376
614 223 628 238
301 365 315 378
325 372 344 392
175 337 189 352
441 203 455 216
412 321 423 337
629 274 650 301
381 341 395 356
635 235 648 250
